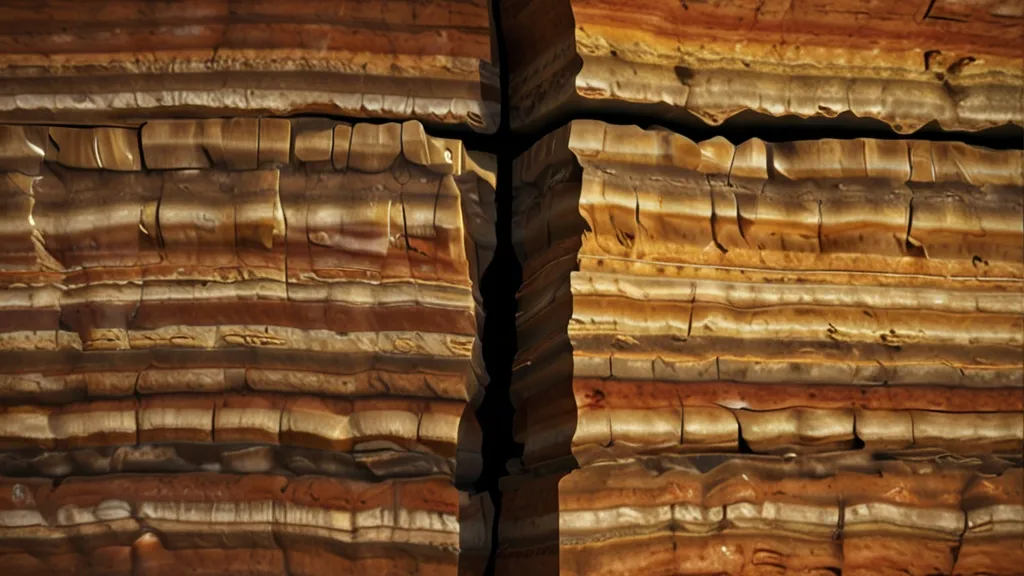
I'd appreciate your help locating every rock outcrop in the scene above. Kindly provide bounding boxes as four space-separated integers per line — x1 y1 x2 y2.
0 118 495 574
502 0 1024 132
498 119 1024 574
0 1 500 131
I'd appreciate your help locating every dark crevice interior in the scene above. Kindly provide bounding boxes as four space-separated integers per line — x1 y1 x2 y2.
515 105 1024 151
475 2 524 574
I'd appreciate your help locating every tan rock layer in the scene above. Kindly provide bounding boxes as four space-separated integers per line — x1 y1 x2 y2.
502 0 1024 132
0 393 468 457
0 405 483 481
1 119 496 285
0 473 486 575
517 379 1023 466
0 1 499 131
0 360 471 405
512 276 1023 396
0 401 484 483
573 404 1022 463
498 458 1024 576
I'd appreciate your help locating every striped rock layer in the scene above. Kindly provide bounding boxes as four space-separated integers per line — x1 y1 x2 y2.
502 0 1024 133
497 455 1024 576
503 119 1023 573
0 0 500 132
0 119 494 574
0 473 492 575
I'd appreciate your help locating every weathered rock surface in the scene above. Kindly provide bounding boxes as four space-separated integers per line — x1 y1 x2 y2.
511 120 1022 467
0 1 500 131
500 120 1023 574
0 473 493 575
502 0 1024 132
498 455 1024 576
0 118 495 574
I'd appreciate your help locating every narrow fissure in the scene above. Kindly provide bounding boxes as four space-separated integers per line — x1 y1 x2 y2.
509 107 1023 151
475 2 526 574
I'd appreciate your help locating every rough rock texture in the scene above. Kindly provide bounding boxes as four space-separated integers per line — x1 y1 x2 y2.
500 120 1024 574
0 473 495 575
498 455 1024 576
0 119 494 574
501 0 1024 133
511 120 1022 467
0 1 500 132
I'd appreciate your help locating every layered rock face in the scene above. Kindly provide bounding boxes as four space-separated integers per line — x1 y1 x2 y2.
1 474 485 575
0 1 500 131
501 0 1024 132
2 1 1023 574
0 119 495 574
498 120 1023 574
501 457 1024 576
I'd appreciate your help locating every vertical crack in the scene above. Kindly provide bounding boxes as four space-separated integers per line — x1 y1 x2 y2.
400 190 429 258
920 0 938 20
685 284 697 341
707 180 728 253
816 198 824 253
905 196 927 258
477 1 526 574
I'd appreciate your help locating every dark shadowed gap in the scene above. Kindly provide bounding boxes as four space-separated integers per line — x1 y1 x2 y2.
475 2 528 575
513 104 1024 151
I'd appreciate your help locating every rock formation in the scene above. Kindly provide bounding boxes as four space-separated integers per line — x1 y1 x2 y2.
501 0 1024 132
1 473 484 575
500 456 1024 575
1 1 1022 574
499 120 1023 574
0 118 495 574
0 1 500 131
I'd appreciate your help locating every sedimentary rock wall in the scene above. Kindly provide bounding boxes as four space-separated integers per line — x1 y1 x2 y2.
0 118 495 574
499 120 1023 574
501 0 1024 132
2 474 470 575
0 1 500 131
500 456 1024 575
1 1 1022 574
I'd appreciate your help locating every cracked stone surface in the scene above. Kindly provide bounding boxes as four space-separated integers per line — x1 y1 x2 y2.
499 120 1023 575
501 0 1024 133
0 118 495 575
